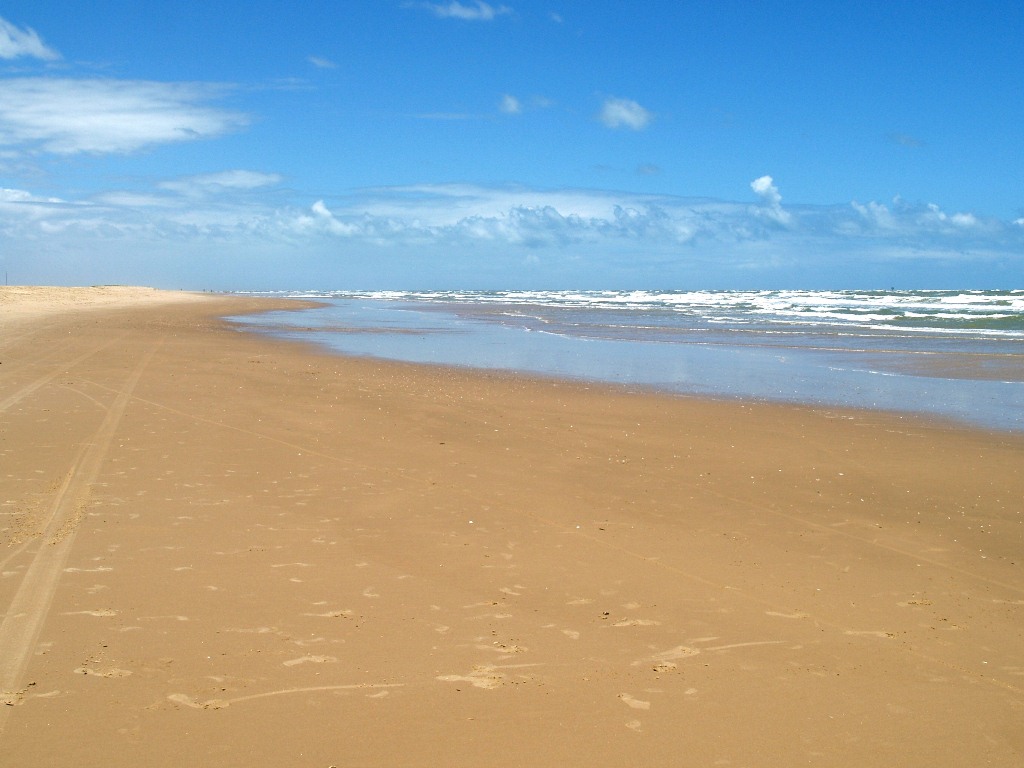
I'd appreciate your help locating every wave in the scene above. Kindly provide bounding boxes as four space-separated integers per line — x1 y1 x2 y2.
246 289 1024 339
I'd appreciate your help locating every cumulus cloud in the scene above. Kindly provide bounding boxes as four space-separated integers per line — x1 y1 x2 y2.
0 186 64 208
1 187 47 203
3 179 1021 288
750 175 791 225
0 16 60 60
750 175 781 206
598 97 652 130
306 199 360 235
851 200 898 230
0 78 247 155
842 198 1009 245
415 1 513 20
923 202 979 229
18 181 1012 250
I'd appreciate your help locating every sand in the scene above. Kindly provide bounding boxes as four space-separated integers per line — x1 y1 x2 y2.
1 286 1022 766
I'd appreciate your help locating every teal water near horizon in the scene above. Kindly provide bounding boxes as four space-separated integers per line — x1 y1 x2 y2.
229 289 1024 433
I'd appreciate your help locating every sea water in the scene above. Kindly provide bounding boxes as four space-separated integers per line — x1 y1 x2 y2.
229 289 1024 433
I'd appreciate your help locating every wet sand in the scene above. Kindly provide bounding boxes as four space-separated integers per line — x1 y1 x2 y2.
2 287 1023 766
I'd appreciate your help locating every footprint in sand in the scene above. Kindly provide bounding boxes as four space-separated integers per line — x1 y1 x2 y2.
618 693 651 710
222 626 281 636
475 642 527 655
63 566 113 573
611 619 661 627
290 636 329 648
437 666 505 690
766 610 809 619
844 630 897 639
633 645 701 668
74 667 132 678
283 655 337 667
438 662 541 690
168 693 230 710
543 623 581 640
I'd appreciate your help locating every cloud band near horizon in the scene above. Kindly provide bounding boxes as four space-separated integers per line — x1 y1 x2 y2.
2 177 1020 288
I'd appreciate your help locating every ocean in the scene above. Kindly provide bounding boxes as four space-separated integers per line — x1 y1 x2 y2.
229 289 1024 433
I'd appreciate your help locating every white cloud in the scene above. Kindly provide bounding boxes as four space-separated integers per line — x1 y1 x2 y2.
950 212 978 228
307 55 337 69
1 187 46 203
159 170 283 196
0 186 64 207
0 78 247 155
922 202 980 229
0 186 75 228
851 200 897 230
308 199 359 234
750 175 792 225
344 184 630 227
93 191 179 209
750 175 781 206
0 16 60 60
4 180 1012 252
416 2 513 20
3 180 1020 288
598 97 652 130
499 94 521 114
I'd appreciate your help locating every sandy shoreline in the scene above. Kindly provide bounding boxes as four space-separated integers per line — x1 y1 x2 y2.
2 287 1023 766
0 285 213 325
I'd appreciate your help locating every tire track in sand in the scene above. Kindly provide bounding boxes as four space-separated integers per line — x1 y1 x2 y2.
0 334 126 414
0 340 161 728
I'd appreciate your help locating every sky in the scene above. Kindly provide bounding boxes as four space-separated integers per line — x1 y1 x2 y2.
1 0 1022 290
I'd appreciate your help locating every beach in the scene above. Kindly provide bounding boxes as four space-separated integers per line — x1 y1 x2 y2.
2 286 1023 766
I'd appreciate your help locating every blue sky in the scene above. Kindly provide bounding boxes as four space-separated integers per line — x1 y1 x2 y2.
1 1 1022 289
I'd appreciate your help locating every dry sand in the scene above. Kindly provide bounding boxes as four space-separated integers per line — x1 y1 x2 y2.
1 286 1022 766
